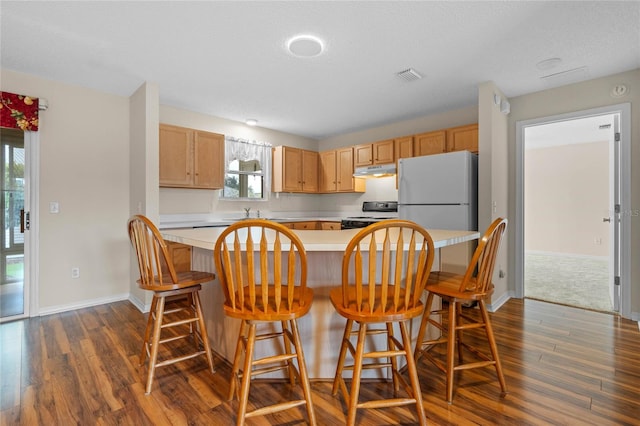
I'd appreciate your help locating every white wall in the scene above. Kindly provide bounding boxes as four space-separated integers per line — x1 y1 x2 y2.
129 82 160 310
478 82 510 308
1 69 131 314
525 141 609 256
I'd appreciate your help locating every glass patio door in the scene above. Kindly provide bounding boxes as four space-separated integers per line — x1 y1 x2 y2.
0 128 25 319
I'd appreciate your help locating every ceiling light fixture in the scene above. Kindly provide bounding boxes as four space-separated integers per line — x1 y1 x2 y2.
246 119 258 126
286 35 325 57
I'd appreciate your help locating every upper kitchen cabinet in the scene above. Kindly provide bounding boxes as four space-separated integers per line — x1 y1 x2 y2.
272 146 318 193
414 130 447 156
353 139 395 167
446 123 478 153
395 135 414 160
159 124 224 189
319 147 365 193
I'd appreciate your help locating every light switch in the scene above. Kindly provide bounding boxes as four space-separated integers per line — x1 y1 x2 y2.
49 201 59 214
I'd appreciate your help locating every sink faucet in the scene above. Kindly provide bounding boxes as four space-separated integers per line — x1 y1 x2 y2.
244 207 251 218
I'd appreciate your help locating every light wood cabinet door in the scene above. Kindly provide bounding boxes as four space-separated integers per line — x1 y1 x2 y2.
446 123 478 153
273 146 318 193
353 143 373 167
302 150 319 193
319 150 337 192
337 147 365 193
159 125 193 187
194 130 224 189
414 130 446 156
373 139 395 164
159 124 224 189
395 136 414 160
276 146 302 192
354 140 395 166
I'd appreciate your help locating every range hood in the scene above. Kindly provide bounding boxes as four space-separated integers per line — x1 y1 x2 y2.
353 163 397 178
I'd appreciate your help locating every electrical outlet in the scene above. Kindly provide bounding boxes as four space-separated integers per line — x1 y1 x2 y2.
71 267 80 279
594 238 602 245
49 201 59 214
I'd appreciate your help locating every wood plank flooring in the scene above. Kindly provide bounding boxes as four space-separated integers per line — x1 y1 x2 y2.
1 298 639 425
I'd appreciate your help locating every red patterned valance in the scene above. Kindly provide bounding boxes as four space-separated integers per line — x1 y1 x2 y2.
1 91 39 131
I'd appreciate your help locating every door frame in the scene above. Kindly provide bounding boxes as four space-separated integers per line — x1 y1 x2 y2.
25 130 40 318
514 103 631 319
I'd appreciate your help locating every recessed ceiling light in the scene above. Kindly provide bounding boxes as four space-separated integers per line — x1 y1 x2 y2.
286 35 324 57
246 119 258 126
536 57 562 71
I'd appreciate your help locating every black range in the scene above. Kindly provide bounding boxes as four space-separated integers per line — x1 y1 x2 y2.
341 201 398 229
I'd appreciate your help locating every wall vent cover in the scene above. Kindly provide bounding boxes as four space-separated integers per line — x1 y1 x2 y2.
396 68 422 82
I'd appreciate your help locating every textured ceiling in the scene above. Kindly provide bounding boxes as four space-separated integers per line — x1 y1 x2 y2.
1 1 639 140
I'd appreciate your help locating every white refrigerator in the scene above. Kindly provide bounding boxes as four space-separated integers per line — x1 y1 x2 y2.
398 150 478 273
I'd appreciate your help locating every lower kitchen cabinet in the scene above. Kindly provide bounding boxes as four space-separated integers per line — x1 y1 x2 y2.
160 241 192 273
319 221 341 230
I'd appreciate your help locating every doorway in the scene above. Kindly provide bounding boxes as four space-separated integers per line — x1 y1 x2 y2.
515 103 631 318
0 128 25 319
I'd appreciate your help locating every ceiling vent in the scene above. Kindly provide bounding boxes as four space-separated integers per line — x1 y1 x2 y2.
396 68 422 82
541 66 589 87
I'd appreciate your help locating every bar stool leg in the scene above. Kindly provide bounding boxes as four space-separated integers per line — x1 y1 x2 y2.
446 300 457 404
228 320 248 401
140 295 158 366
236 322 257 426
347 323 367 426
192 291 215 374
146 296 165 395
290 319 317 425
400 321 427 425
332 319 353 395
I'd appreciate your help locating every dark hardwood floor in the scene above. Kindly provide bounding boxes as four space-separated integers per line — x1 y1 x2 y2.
1 298 639 425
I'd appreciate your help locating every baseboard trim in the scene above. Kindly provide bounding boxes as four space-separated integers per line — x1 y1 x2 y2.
488 291 514 312
38 293 130 317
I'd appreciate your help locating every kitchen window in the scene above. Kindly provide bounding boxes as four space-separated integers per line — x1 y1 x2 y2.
222 136 271 200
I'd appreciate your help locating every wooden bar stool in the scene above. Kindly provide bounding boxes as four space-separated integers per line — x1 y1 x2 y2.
414 217 508 403
331 220 435 426
213 220 316 426
127 215 215 394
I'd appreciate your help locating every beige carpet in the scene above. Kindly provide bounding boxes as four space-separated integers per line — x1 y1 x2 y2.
524 253 613 313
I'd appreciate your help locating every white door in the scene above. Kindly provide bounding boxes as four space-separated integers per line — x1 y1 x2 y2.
607 114 621 311
516 103 631 318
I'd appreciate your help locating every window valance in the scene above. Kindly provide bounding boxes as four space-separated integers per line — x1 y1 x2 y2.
224 136 271 170
1 91 39 131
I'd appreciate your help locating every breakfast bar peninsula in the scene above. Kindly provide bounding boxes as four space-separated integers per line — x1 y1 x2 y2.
161 225 479 379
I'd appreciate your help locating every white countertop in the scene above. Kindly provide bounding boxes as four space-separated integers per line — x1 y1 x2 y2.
161 226 480 252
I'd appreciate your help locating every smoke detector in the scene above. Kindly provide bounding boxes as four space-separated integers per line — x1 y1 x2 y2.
396 68 422 82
